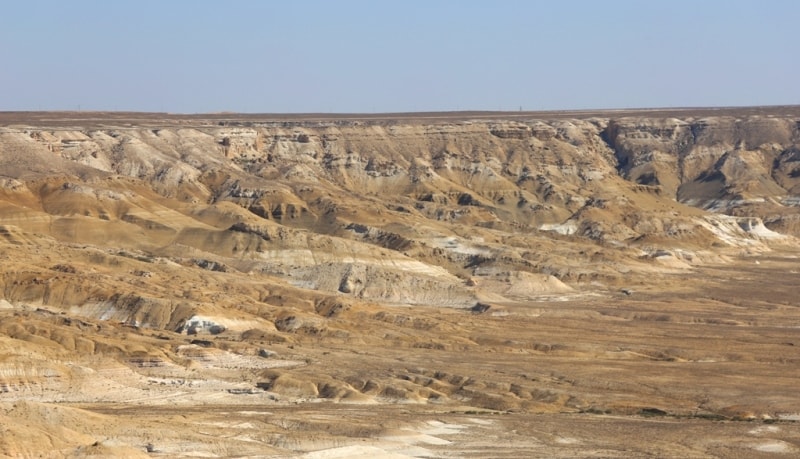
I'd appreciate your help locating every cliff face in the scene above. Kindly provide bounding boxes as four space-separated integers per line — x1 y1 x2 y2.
4 114 799 231
607 116 800 231
0 113 796 330
1 113 799 315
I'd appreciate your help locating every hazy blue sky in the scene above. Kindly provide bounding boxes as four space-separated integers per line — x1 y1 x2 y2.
2 0 797 113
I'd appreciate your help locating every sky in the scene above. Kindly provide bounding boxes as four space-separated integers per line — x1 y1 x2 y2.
1 0 798 113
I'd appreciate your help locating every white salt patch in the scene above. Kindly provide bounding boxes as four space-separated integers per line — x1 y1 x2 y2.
539 221 578 236
749 425 780 435
555 437 580 445
302 445 415 459
420 420 467 436
754 440 792 453
383 432 451 446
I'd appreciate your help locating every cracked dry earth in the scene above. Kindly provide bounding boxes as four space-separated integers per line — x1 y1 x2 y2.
0 108 800 457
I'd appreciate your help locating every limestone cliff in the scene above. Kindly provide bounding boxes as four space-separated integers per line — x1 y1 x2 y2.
607 115 800 232
0 110 798 319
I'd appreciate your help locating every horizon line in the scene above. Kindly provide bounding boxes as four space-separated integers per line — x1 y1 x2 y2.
2 103 800 117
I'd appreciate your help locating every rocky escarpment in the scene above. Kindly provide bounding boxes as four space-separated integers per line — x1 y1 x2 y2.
0 111 798 322
606 116 800 233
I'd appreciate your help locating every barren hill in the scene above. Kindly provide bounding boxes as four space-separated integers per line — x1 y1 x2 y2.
1 108 800 457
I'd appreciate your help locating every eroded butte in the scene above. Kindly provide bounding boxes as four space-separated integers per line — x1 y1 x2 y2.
1 108 799 457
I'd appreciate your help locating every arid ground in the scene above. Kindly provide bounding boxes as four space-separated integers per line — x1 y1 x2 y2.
1 108 799 457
